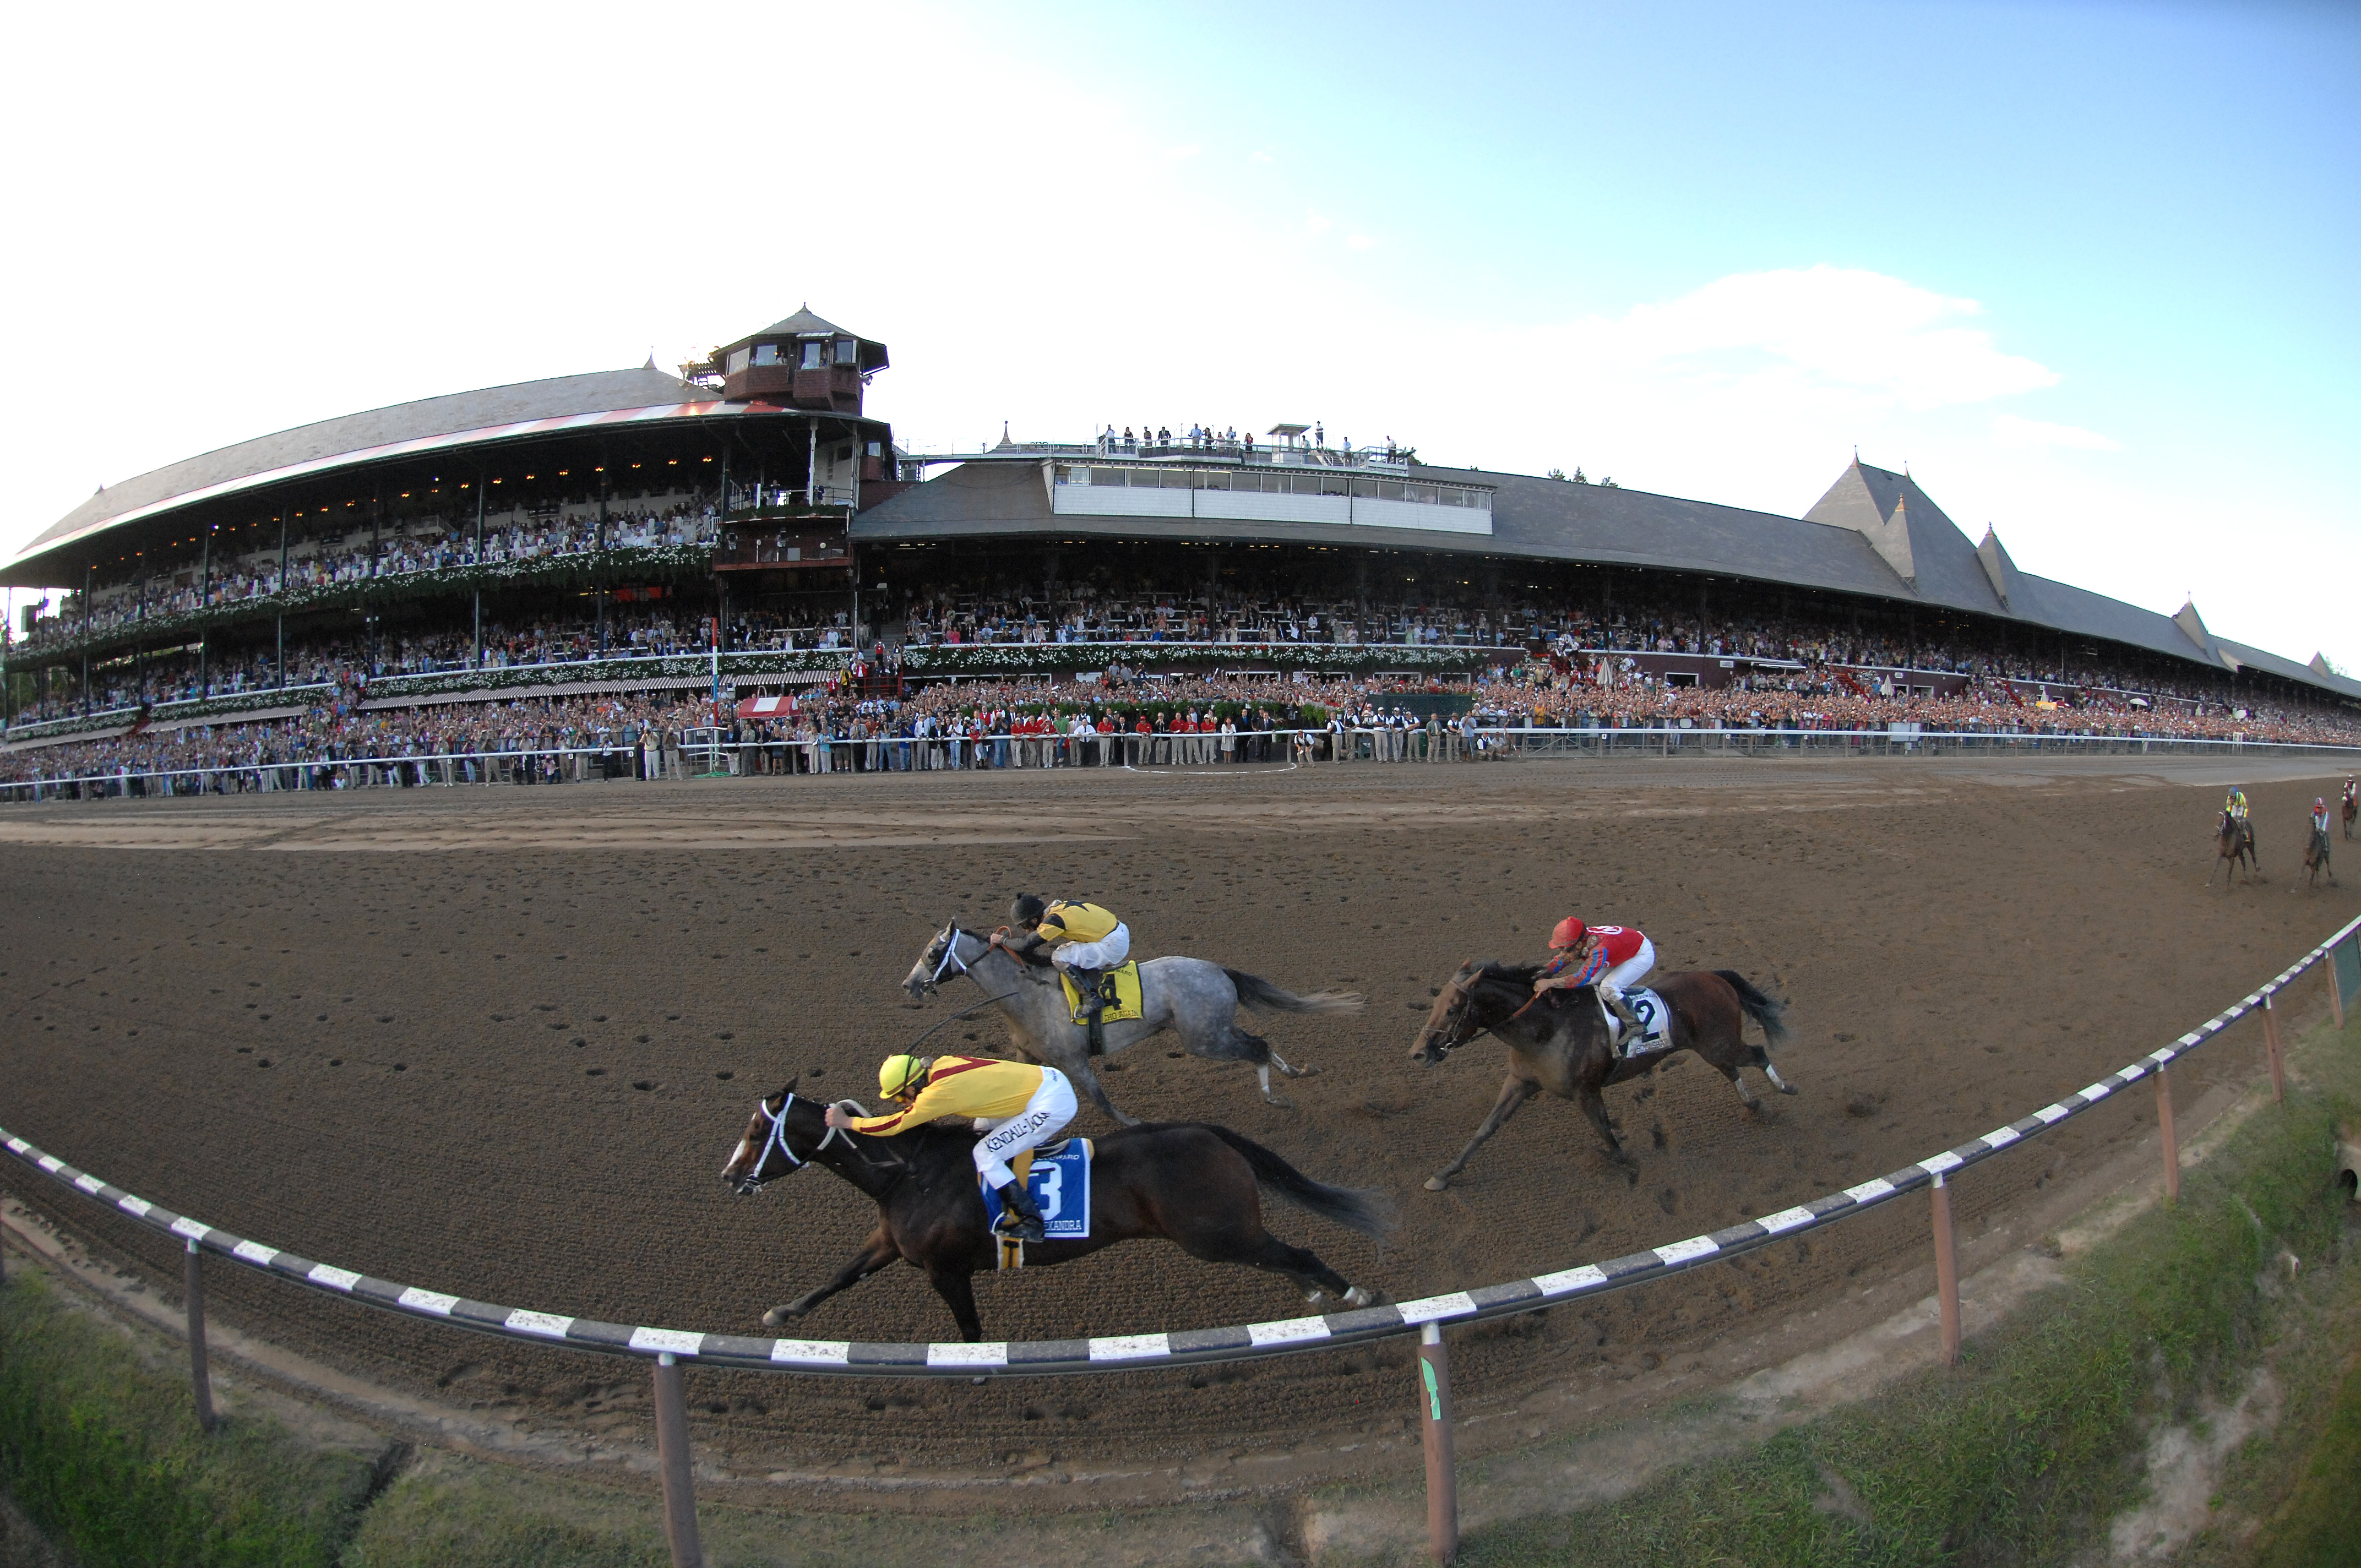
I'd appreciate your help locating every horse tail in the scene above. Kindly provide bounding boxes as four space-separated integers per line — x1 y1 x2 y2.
1190 1123 1397 1237
1714 969 1791 1050
1226 969 1364 1016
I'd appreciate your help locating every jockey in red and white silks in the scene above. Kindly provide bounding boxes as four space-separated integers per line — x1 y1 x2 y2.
1535 917 1655 1036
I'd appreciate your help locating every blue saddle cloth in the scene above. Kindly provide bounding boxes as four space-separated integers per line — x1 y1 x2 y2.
979 1137 1093 1240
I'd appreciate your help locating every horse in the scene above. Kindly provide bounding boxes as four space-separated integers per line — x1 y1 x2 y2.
719 1081 1392 1341
2206 810 2257 887
2301 824 2335 889
1408 960 1794 1191
901 922 1360 1124
2344 788 2356 841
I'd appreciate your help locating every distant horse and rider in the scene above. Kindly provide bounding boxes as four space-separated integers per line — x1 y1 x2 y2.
2300 796 2336 890
901 900 1358 1124
1407 914 1793 1190
2208 787 2259 888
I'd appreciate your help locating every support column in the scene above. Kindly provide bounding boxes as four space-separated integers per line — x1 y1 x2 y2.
1931 1172 1961 1365
2263 994 2284 1106
198 524 211 694
651 1353 703 1567
2156 1063 2181 1201
1416 1322 1459 1564
597 460 610 658
473 470 487 671
276 501 289 689
184 1239 216 1432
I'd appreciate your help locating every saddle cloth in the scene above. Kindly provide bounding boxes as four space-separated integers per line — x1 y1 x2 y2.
1606 988 1674 1058
980 1136 1094 1267
1059 961 1144 1025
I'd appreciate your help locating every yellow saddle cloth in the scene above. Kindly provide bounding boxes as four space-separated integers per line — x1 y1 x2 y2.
1059 961 1144 1025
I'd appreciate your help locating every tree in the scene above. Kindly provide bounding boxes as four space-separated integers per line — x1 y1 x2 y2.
1546 467 1566 481
1571 467 1590 484
1602 477 1619 488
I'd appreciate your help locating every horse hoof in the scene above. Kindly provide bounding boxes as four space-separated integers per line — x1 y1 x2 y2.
1264 1095 1296 1111
1778 1083 1801 1096
1424 1175 1450 1192
1296 1064 1323 1078
761 1306 801 1330
1342 1285 1377 1308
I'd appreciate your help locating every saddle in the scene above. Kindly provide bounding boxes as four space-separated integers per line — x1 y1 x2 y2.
1059 961 1144 1054
980 1137 1094 1269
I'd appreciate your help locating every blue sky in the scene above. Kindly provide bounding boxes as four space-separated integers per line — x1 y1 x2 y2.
2 1 2354 666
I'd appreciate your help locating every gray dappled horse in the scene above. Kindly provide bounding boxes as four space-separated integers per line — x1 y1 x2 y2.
902 923 1360 1124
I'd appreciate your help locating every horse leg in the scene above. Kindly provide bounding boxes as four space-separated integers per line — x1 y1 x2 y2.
1574 1083 1632 1167
922 1265 986 1343
1064 1058 1139 1128
763 1229 899 1329
1754 1048 1800 1095
1266 1046 1317 1080
1425 1076 1538 1191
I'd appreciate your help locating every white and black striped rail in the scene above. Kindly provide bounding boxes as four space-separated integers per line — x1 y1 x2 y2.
6 912 2357 1379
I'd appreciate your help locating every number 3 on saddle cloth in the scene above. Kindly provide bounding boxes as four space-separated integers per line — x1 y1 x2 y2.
1058 962 1145 1054
979 1139 1094 1270
1607 989 1675 1059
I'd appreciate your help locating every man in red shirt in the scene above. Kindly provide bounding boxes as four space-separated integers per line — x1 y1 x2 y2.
1534 917 1655 1037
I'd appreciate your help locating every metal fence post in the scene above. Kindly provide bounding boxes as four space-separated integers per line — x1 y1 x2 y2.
2156 1063 2181 1201
1417 1322 1459 1563
651 1352 704 1568
1930 1172 1961 1364
2262 993 2285 1106
183 1238 215 1431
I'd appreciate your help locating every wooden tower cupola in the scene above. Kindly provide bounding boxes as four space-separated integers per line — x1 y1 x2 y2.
714 306 889 413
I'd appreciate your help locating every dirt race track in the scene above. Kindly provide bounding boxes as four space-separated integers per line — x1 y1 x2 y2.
1 751 2354 1493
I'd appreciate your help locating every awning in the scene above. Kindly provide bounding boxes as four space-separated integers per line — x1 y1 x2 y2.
735 693 799 720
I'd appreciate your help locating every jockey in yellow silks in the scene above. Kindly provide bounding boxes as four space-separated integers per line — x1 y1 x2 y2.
2224 787 2249 821
996 894 1131 1019
827 1053 1076 1242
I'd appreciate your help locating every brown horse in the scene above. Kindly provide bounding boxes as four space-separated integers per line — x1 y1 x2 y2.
719 1081 1392 1341
1408 961 1793 1190
2301 824 2335 889
2207 810 2257 887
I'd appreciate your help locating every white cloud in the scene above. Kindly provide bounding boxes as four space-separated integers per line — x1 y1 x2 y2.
1304 209 1334 236
1345 233 1377 251
1566 266 2061 411
1249 149 1276 164
1165 143 1201 160
1992 413 2119 450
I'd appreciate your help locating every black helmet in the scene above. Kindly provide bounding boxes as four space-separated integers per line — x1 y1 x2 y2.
1009 893 1047 928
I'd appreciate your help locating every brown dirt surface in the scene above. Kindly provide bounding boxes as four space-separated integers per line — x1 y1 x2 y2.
0 751 2353 1491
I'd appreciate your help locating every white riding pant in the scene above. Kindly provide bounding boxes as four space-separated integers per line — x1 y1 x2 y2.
1597 938 1656 1003
973 1067 1078 1189
1051 922 1130 972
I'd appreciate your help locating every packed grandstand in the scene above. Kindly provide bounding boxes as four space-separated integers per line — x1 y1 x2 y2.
3 304 2355 791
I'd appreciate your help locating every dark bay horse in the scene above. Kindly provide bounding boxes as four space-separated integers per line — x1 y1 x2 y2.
1409 961 1793 1191
2302 824 2334 889
2207 810 2257 887
719 1081 1392 1341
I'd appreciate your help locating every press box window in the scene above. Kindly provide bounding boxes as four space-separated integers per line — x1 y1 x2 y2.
801 341 825 369
750 344 780 367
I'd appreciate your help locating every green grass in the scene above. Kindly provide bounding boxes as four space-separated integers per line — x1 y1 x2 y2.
0 1270 376 1567
338 1456 668 1568
1456 1022 2361 1568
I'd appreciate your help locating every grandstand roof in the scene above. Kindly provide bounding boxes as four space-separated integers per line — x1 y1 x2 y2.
6 365 753 581
855 457 2361 703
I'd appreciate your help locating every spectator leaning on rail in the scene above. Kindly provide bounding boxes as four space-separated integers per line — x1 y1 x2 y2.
995 894 1130 1022
826 1053 1075 1243
1533 917 1655 1038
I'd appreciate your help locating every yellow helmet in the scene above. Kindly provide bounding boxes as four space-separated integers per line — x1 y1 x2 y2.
878 1054 929 1101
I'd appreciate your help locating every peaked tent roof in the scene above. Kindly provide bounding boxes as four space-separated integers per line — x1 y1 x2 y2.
756 306 846 339
12 365 707 572
1802 461 2011 618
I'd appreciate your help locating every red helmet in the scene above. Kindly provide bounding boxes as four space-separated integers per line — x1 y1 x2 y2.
1551 917 1588 949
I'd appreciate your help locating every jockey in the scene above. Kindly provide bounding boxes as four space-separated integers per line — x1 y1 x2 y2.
997 894 1131 1017
2314 797 2332 839
2224 786 2249 822
1535 917 1654 1036
828 1053 1077 1243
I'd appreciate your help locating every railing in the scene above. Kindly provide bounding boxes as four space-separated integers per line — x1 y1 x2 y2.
5 884 2355 1562
7 725 2361 801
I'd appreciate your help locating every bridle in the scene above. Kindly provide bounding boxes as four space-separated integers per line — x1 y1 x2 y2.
1417 972 1488 1060
922 923 974 992
732 1092 848 1195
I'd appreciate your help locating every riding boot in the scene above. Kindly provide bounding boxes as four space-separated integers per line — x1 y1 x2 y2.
1604 988 1645 1044
995 1179 1046 1243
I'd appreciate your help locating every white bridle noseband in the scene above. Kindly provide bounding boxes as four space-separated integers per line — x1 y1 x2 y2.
927 924 974 987
734 1092 849 1194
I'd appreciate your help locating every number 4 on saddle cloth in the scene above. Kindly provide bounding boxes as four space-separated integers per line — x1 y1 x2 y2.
1059 962 1145 1054
980 1138 1094 1270
1606 988 1674 1059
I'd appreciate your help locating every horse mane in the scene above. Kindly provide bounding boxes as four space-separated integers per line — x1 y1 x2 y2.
1471 959 1543 986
